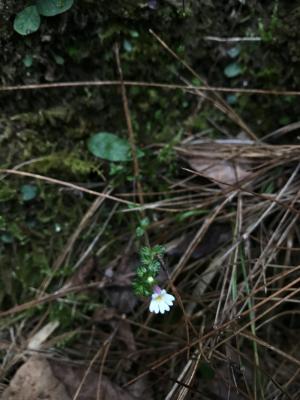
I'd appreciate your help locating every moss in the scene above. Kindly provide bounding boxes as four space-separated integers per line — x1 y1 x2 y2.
27 152 101 177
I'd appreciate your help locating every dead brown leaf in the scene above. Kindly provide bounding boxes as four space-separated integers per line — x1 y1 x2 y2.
1 356 138 400
188 158 249 189
167 224 231 259
50 360 134 400
1 357 70 400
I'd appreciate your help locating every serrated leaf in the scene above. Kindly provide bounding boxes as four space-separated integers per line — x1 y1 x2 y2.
13 6 41 36
224 63 242 78
36 0 74 17
88 132 144 162
20 184 38 201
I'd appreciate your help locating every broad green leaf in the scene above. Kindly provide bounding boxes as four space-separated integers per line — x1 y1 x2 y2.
224 63 242 78
20 184 38 201
13 6 41 36
37 0 74 17
88 132 144 162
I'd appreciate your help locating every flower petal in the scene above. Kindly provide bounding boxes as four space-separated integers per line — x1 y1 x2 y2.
153 302 160 313
158 302 165 314
149 300 155 312
160 301 170 314
149 300 159 313
164 293 175 305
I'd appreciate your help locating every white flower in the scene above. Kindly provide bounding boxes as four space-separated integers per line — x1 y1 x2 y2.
149 286 175 314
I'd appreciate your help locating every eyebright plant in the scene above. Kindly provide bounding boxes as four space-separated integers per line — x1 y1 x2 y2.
133 245 165 296
133 245 175 314
149 286 175 314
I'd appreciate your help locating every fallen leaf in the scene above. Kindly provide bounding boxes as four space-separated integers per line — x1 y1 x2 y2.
188 158 249 189
50 359 134 400
167 224 231 259
128 377 154 400
1 357 70 400
2 356 137 400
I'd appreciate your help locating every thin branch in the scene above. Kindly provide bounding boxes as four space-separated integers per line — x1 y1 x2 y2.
1 80 300 96
204 36 262 42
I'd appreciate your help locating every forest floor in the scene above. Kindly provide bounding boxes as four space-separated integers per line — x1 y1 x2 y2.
1 1 300 399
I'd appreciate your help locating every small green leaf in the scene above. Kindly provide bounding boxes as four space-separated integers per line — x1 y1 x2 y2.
20 184 38 201
123 39 133 52
224 63 242 78
177 209 209 221
88 132 144 162
1 232 14 244
226 94 238 105
53 54 65 65
109 163 125 176
136 217 150 237
23 54 33 68
140 217 150 228
36 0 74 16
0 184 16 202
130 30 139 38
227 46 240 59
13 6 41 36
136 226 145 237
153 245 166 257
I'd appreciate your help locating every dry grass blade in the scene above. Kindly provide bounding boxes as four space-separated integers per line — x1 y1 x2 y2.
165 350 201 400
